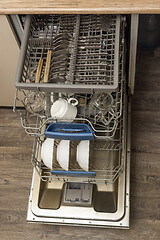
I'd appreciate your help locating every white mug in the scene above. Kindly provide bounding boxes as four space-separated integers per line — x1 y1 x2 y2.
50 97 78 122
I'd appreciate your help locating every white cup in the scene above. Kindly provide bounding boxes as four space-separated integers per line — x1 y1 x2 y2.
50 98 78 122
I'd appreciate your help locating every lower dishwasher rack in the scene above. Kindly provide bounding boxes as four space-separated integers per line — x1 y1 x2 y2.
27 98 130 229
31 95 125 184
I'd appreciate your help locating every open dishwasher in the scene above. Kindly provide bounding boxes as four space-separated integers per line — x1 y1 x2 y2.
14 14 135 228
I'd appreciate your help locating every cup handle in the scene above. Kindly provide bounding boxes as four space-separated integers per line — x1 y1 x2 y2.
68 98 78 106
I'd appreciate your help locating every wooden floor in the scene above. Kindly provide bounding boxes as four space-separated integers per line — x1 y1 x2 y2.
0 49 160 239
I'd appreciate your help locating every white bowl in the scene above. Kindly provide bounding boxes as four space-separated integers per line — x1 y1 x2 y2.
76 140 90 171
41 138 54 169
57 140 70 171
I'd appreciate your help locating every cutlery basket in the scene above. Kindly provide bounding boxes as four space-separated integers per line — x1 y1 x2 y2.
15 14 121 92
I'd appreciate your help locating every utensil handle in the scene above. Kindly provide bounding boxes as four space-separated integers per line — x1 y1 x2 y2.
35 58 43 83
44 50 52 83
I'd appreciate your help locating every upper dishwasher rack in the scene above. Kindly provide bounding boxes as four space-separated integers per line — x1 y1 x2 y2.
15 14 120 93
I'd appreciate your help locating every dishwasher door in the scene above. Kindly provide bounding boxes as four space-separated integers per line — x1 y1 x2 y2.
26 99 131 228
13 14 137 228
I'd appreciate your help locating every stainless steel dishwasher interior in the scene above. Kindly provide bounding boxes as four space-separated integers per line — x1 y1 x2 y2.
38 148 119 213
37 126 123 212
27 95 128 225
38 143 120 213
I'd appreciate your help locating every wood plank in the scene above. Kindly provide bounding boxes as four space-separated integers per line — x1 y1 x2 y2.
0 186 30 211
135 49 160 91
0 151 33 211
131 91 160 112
0 146 33 154
136 51 160 74
135 73 160 92
131 130 160 154
0 108 35 149
130 152 160 220
0 127 33 148
0 108 22 127
131 171 160 198
0 209 60 236
131 152 160 177
59 219 160 240
0 232 64 240
0 209 160 240
0 0 160 14
130 197 160 220
132 111 160 132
